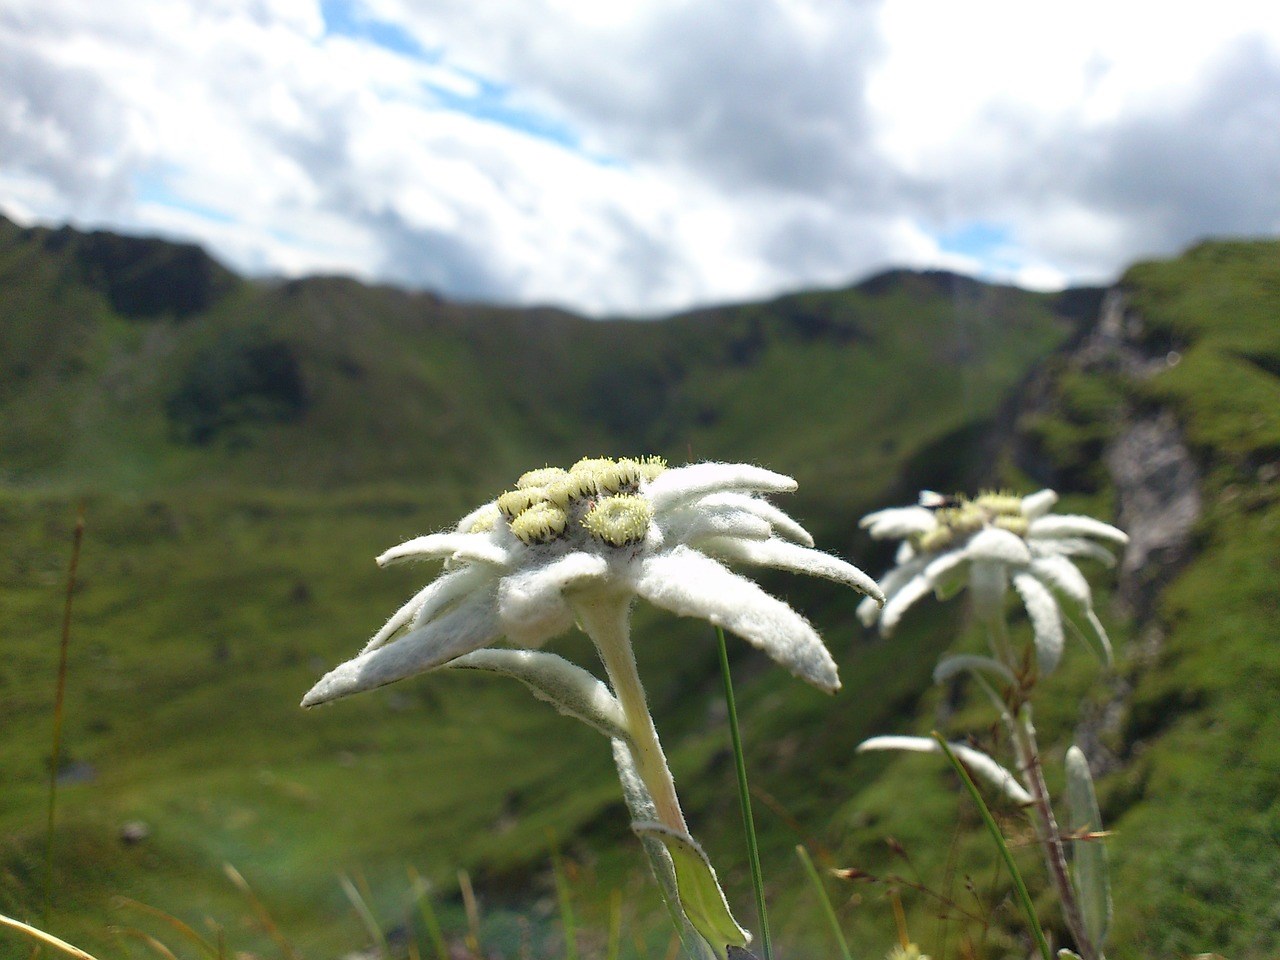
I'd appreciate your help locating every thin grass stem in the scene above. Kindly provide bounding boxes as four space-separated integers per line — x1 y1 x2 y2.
113 898 219 959
457 869 482 956
932 733 1051 960
605 889 623 960
222 863 303 960
43 506 85 929
794 845 852 960
1 914 100 960
715 625 772 960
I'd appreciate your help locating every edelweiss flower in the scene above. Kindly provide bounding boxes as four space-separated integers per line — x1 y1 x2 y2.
303 457 882 957
857 489 1127 672
304 457 881 707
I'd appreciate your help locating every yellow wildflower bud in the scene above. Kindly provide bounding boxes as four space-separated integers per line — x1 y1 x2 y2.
510 501 569 544
516 466 569 489
497 487 547 520
583 494 653 547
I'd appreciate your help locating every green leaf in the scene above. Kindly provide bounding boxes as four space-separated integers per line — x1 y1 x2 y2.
633 821 751 959
1065 746 1112 951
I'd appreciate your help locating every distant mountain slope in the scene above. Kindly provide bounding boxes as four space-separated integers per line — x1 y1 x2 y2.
0 213 1089 505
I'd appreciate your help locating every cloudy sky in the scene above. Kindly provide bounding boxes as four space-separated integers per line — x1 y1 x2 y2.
2 0 1278 315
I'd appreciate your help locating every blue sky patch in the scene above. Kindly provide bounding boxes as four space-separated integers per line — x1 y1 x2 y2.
134 172 234 225
938 221 1013 259
320 0 435 59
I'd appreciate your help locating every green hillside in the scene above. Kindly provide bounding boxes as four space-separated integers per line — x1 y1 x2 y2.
1 216 1275 958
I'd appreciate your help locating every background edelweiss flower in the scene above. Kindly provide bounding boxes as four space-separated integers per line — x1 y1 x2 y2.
856 489 1128 672
303 457 882 707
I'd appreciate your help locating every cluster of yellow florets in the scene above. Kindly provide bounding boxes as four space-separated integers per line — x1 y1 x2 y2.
917 489 1029 553
485 456 667 546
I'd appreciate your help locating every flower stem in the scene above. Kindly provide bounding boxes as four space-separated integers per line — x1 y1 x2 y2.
985 612 1096 960
933 733 1052 960
576 593 688 835
716 626 772 960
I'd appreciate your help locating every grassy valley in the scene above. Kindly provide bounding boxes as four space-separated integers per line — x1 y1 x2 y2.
2 215 1276 958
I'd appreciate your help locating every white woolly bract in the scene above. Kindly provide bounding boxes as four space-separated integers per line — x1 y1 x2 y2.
1027 515 1129 544
303 590 500 707
447 649 628 740
497 552 608 646
1013 571 1065 674
698 536 884 603
1020 489 1059 519
965 527 1032 565
364 565 490 653
857 735 1033 806
859 505 937 539
633 545 840 693
659 503 773 545
645 462 796 512
696 492 815 546
377 532 510 567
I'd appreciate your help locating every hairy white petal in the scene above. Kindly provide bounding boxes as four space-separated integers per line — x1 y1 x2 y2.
964 527 1032 565
1030 537 1118 567
377 533 511 567
1027 515 1129 545
303 591 500 707
1029 554 1093 607
857 735 1033 806
645 463 796 512
896 540 916 564
699 536 884 602
498 552 608 647
661 504 773 544
1021 489 1060 520
364 565 492 652
1013 571 1065 674
878 570 935 634
634 546 839 693
923 547 970 587
1030 555 1113 665
933 654 1017 686
448 649 627 740
859 505 938 539
695 492 814 546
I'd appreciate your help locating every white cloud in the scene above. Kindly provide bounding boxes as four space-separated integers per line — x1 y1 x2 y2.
1 0 1278 314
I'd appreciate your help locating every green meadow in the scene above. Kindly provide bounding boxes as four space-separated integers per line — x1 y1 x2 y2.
2 216 1278 958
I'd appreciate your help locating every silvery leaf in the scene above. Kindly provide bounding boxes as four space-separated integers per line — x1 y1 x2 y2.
857 735 1032 806
1066 746 1112 951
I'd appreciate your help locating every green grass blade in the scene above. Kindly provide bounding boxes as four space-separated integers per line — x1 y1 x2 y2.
340 873 390 959
794 845 853 960
715 626 772 960
932 733 1052 960
406 867 450 960
547 831 580 960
